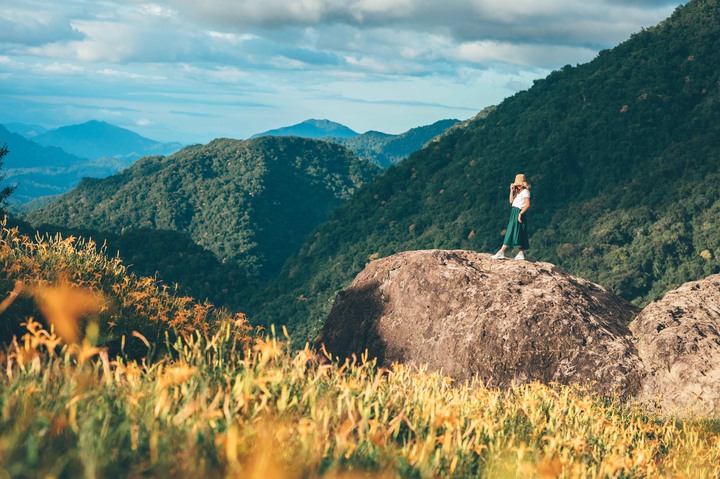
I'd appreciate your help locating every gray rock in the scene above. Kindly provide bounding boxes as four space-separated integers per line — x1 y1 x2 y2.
317 249 644 400
630 274 720 416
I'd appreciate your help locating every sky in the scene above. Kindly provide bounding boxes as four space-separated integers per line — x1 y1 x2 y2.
0 0 686 143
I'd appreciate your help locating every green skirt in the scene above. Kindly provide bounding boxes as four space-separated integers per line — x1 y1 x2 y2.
503 207 529 250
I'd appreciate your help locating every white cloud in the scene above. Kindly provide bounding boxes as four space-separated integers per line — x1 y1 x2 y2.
97 68 165 80
37 62 85 75
164 0 679 45
207 31 257 45
454 40 597 69
139 3 177 18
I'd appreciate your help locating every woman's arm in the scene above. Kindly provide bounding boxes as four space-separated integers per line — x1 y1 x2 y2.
518 197 531 223
508 185 516 204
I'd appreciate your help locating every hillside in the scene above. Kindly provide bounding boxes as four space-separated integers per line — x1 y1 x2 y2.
331 119 460 167
247 0 720 338
26 136 381 279
251 119 358 139
0 218 234 353
35 120 182 160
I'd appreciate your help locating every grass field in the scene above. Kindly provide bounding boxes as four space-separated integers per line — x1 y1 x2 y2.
1 318 720 478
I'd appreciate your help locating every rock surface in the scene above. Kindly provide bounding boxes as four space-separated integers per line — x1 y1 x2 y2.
629 274 720 416
317 250 644 400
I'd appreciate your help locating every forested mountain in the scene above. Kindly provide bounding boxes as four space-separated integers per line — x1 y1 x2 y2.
252 119 358 139
246 0 720 339
330 119 460 167
35 120 182 160
26 136 381 279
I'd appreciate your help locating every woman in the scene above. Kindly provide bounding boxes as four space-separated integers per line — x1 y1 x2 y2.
491 174 531 260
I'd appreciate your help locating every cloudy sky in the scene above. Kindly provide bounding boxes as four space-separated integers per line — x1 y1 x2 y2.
0 0 685 143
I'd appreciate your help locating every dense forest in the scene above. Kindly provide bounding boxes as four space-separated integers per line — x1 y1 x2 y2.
26 136 381 279
244 0 720 339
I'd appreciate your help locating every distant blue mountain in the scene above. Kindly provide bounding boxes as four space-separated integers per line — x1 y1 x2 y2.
0 124 114 205
34 120 183 161
251 119 358 139
0 121 183 207
4 122 48 139
0 124 84 169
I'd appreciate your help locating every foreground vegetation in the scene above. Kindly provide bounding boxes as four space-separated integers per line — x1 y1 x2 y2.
0 219 243 355
1 222 720 478
2 317 720 478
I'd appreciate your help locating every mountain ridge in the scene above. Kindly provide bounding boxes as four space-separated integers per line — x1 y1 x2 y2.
0 124 109 204
329 119 460 167
246 0 720 338
35 120 183 160
1 120 185 205
251 119 358 139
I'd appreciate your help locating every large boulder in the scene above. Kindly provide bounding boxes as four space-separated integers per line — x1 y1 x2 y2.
630 274 720 416
317 250 644 400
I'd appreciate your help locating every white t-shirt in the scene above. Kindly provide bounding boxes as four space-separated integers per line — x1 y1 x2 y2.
512 188 530 209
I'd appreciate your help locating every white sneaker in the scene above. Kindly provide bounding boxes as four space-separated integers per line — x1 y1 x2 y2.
514 251 525 260
491 250 506 260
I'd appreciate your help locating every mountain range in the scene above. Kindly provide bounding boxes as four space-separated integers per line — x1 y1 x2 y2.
15 115 456 307
0 124 114 204
252 118 460 167
329 119 460 168
32 120 183 161
242 0 720 339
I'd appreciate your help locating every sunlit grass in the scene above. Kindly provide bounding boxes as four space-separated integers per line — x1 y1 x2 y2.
1 317 719 478
0 219 248 354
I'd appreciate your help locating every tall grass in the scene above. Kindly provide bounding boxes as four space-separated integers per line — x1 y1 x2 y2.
1 220 719 478
1 319 719 478
1 219 247 354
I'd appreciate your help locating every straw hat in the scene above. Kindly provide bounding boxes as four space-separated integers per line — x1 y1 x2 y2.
512 173 529 187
